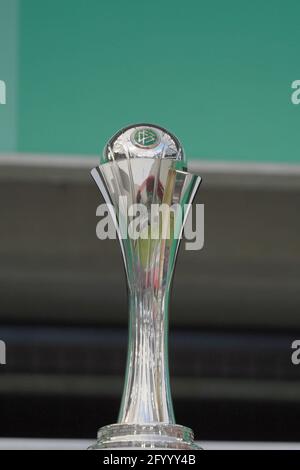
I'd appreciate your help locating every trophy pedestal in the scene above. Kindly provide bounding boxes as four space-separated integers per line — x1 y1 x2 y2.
89 423 201 450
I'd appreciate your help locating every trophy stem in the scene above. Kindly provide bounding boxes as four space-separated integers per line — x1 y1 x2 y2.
118 284 174 424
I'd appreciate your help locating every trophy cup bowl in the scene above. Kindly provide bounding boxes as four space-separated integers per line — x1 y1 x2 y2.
90 124 201 449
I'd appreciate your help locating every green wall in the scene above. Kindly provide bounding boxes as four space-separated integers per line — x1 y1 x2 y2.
2 0 300 162
0 0 18 151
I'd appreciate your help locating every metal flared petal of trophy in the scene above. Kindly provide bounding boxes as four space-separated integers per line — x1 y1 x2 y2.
90 124 202 450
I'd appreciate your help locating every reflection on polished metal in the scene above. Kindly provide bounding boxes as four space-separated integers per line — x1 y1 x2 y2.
90 124 201 449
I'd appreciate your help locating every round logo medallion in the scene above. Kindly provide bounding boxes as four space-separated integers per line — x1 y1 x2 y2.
131 128 160 149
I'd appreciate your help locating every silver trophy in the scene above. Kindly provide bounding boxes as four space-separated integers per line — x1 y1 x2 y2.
90 124 201 449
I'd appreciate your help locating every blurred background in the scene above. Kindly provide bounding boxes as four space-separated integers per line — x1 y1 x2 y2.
0 0 300 443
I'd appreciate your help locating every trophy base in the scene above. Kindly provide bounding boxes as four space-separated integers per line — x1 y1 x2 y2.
88 423 201 450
